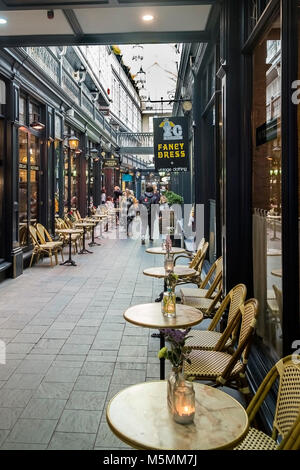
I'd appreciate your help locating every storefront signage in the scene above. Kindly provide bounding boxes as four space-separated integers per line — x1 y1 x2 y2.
256 118 277 147
122 174 132 182
153 116 189 172
102 158 120 169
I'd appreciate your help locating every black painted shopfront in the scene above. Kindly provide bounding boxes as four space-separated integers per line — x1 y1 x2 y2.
0 48 109 281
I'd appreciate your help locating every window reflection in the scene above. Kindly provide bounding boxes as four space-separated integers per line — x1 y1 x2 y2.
252 16 282 358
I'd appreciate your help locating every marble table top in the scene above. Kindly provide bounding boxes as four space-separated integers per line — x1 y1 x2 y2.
106 381 249 450
74 222 96 227
143 266 196 279
124 303 203 329
146 247 187 255
271 268 282 277
56 229 83 234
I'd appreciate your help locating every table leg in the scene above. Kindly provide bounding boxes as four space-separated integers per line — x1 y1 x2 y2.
160 333 165 380
155 279 167 303
88 225 101 247
60 233 77 266
78 227 93 254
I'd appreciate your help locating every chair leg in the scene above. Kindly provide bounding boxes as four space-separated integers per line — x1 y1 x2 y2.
61 248 64 262
29 253 35 268
49 250 53 267
54 250 58 266
238 373 252 406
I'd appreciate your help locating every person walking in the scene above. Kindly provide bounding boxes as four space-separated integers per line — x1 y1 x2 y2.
139 184 160 244
113 186 122 208
101 187 106 205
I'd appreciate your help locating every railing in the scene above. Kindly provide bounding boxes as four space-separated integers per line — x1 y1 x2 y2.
21 46 118 143
23 46 60 83
118 132 153 148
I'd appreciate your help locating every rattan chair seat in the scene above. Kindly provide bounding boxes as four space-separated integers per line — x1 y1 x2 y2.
182 296 221 311
180 287 210 298
184 349 243 378
234 427 277 450
185 330 231 350
41 241 63 248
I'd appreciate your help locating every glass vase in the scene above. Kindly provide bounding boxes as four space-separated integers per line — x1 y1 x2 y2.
164 252 174 274
161 290 176 317
167 366 184 413
173 381 195 424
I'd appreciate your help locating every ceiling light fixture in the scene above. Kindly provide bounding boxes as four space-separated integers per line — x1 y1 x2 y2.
142 14 154 22
0 18 7 25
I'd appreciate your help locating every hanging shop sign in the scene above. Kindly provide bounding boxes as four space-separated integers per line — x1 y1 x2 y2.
122 173 133 182
102 157 120 169
256 118 278 147
153 116 189 172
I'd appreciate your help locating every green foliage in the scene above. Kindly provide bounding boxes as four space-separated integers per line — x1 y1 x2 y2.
164 191 184 206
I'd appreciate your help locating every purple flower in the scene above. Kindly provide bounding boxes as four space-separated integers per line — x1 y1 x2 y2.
159 328 191 345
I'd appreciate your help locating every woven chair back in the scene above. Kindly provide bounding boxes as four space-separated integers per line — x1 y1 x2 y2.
274 357 300 440
203 256 223 295
28 225 39 246
228 284 247 325
36 223 47 244
191 242 209 272
237 299 259 362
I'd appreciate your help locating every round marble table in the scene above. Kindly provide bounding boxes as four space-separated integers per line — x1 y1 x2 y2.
143 266 196 279
106 381 249 450
124 303 203 379
74 222 96 254
146 247 186 255
271 268 282 277
144 266 196 303
56 228 83 266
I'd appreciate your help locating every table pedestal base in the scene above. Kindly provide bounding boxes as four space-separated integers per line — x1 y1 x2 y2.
60 259 76 266
78 248 93 254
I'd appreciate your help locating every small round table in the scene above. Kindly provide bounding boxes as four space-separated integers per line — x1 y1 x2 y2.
107 381 249 450
124 302 203 380
74 222 95 254
146 247 186 255
56 228 83 266
144 266 196 303
271 268 282 277
92 214 107 239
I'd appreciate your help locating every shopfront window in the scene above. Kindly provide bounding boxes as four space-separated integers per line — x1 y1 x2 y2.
54 140 62 216
252 15 282 358
63 127 80 213
19 130 41 248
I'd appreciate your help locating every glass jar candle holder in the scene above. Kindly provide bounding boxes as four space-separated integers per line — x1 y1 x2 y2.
173 382 195 425
161 290 176 317
164 253 174 274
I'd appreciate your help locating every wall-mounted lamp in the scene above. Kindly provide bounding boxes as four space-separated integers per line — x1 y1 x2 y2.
30 114 45 130
68 136 80 151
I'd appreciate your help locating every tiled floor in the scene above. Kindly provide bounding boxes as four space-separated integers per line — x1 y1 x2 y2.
0 227 244 450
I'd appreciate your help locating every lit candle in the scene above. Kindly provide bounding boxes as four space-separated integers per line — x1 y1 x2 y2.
173 383 195 424
164 253 174 274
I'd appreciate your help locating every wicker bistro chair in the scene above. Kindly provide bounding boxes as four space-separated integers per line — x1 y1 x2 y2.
184 298 259 403
185 283 247 352
235 355 300 450
36 223 64 263
29 225 59 267
174 242 209 289
55 218 82 254
180 256 223 302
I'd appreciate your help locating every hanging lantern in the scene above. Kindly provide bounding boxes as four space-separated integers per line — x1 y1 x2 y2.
68 136 80 151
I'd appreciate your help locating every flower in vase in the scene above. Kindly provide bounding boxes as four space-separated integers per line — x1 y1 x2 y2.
157 328 192 370
166 272 178 291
